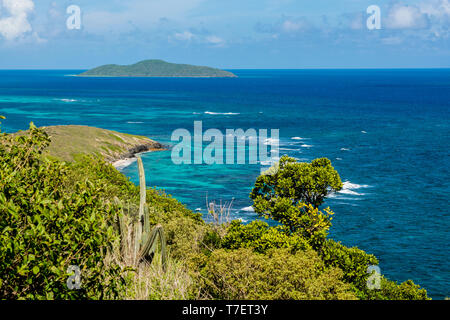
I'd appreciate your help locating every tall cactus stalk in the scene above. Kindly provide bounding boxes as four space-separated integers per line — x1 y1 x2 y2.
117 156 167 270
134 156 146 262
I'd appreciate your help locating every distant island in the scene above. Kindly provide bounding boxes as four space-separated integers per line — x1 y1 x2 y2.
77 59 237 78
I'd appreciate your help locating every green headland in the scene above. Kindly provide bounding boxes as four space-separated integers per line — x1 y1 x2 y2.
12 125 165 163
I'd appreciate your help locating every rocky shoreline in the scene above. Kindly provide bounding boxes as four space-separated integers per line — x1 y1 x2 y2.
111 141 166 170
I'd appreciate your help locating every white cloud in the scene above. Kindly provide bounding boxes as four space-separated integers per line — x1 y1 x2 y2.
350 14 364 30
206 35 225 47
174 30 194 41
83 0 205 35
419 0 450 38
281 20 303 32
386 4 427 29
420 0 450 16
381 36 404 45
169 30 226 47
0 0 35 40
383 1 450 40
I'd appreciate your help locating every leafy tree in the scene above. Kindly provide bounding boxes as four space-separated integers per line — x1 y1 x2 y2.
250 156 341 240
251 156 342 210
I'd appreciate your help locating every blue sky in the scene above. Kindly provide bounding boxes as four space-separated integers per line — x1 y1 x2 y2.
0 0 449 69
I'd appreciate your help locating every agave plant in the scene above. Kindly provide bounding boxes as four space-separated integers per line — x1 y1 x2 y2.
116 156 167 270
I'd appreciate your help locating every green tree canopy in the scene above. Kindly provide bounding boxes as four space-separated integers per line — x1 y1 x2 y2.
251 156 342 209
250 156 342 235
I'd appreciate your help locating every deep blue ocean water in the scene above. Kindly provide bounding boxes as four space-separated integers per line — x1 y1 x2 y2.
0 69 448 299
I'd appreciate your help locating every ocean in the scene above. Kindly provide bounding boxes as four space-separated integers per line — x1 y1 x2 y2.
0 69 448 299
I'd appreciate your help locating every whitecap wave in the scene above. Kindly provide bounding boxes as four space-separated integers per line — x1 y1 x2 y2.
280 147 297 151
291 137 306 140
342 181 371 189
240 206 254 212
340 148 350 151
339 189 363 196
127 121 144 124
263 138 280 145
58 99 77 102
336 181 371 196
300 144 313 148
259 157 279 166
205 111 240 115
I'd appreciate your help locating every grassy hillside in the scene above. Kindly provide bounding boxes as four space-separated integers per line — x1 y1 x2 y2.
78 59 237 78
23 125 164 163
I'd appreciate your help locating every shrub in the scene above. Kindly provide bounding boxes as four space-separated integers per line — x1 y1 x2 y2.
357 277 429 300
66 155 205 262
318 240 428 299
201 248 357 300
221 220 311 253
318 239 378 291
0 123 124 299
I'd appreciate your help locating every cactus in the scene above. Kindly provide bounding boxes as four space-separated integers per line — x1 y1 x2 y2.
116 156 167 270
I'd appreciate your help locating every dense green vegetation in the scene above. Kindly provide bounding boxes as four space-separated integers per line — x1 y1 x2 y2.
78 60 237 78
0 119 429 300
0 122 123 298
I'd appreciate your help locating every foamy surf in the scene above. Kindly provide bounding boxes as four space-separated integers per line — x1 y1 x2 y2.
327 181 372 199
335 181 372 196
112 158 137 170
263 138 279 145
58 99 77 102
204 111 240 115
280 148 298 151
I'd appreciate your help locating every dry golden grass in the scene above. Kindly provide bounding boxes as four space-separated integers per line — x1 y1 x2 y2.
37 125 162 162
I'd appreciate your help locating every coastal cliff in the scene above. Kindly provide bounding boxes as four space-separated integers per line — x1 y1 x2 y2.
37 125 165 164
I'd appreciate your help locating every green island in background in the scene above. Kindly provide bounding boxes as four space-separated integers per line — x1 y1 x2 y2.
77 59 237 78
0 121 430 300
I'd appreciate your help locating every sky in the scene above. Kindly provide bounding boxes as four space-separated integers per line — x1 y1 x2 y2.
0 0 449 69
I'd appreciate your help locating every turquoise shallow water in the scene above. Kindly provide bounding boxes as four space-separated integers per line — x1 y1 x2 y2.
0 69 449 298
